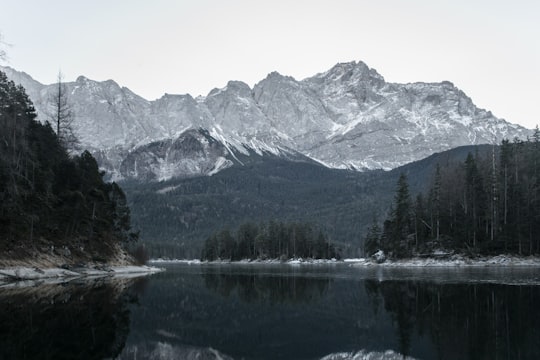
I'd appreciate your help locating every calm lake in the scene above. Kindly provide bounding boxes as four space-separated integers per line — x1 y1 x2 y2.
2 263 540 359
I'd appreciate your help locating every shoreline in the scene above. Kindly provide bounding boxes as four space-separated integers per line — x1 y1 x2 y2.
348 254 540 267
0 264 163 286
150 258 341 265
0 246 164 286
150 254 540 267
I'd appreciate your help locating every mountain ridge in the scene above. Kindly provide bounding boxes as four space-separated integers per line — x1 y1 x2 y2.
0 62 531 180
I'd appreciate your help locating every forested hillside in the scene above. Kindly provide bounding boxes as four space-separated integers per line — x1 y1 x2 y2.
368 133 540 258
123 144 492 259
0 71 137 264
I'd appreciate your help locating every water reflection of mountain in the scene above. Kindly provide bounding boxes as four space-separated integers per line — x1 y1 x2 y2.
365 280 540 359
202 266 331 303
119 341 235 360
116 265 540 360
117 265 396 360
0 278 143 360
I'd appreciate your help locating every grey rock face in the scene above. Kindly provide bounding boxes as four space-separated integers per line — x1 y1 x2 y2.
1 62 531 180
119 129 232 181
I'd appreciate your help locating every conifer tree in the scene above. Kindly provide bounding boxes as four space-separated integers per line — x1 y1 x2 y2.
49 71 79 152
390 173 412 257
414 193 428 249
364 217 381 256
431 164 441 241
464 153 486 248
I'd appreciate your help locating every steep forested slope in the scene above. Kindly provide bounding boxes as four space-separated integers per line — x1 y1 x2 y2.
0 71 137 265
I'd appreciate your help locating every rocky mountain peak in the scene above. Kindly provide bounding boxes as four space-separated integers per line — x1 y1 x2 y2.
308 61 385 86
261 71 297 83
207 80 252 98
1 62 532 181
0 65 44 100
75 75 90 83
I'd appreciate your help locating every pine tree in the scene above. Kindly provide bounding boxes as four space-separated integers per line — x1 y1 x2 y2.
49 71 79 152
510 138 525 253
431 164 441 241
500 140 511 227
533 126 540 252
464 153 486 249
237 222 258 259
414 193 429 250
364 217 381 256
110 182 136 243
389 173 412 257
217 229 235 260
489 145 498 242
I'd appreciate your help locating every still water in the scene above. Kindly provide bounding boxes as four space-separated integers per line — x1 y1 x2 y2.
2 263 540 359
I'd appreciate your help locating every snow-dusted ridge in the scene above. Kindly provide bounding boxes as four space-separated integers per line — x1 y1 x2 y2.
1 62 531 181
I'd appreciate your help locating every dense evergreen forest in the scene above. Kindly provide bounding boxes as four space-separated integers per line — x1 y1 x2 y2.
367 133 540 258
123 158 385 259
123 145 492 259
0 71 137 263
200 221 340 261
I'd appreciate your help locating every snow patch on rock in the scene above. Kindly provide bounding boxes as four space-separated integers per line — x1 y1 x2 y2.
321 349 417 360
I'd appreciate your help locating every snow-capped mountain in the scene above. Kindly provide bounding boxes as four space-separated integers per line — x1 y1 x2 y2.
0 62 531 180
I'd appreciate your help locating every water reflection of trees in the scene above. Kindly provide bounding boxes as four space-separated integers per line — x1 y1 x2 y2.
0 278 144 360
365 280 540 359
203 268 331 304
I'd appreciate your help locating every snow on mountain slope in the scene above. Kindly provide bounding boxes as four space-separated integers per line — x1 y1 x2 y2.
69 76 152 149
0 62 531 180
116 129 233 181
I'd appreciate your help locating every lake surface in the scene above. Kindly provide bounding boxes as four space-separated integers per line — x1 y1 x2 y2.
2 263 540 359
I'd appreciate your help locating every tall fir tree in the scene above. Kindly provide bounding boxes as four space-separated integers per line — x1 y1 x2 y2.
389 173 412 257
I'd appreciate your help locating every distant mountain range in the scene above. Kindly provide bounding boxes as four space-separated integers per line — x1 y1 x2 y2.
1 62 531 181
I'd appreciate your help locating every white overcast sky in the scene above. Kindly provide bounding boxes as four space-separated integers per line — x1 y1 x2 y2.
1 0 538 129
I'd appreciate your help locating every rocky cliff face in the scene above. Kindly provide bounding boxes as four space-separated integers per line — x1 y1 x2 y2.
1 61 530 180
118 129 233 182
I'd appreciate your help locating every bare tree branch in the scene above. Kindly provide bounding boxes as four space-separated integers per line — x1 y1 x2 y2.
48 71 80 152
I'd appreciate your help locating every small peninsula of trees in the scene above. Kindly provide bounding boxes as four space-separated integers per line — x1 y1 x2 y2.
201 221 340 261
0 70 137 263
366 133 540 259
